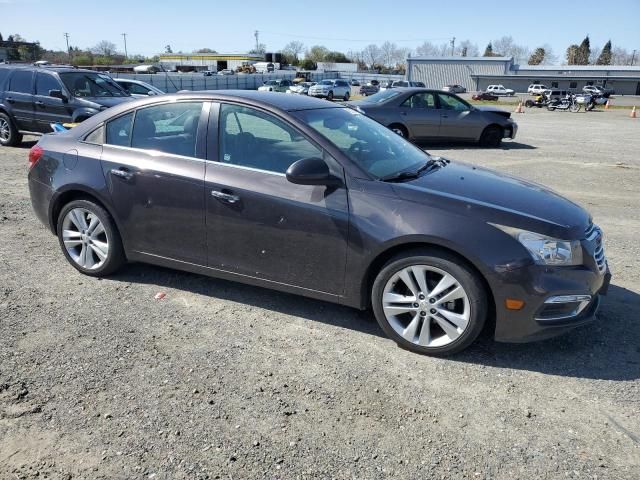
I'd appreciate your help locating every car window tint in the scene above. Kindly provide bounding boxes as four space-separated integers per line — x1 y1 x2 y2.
8 70 33 94
437 94 470 111
0 69 10 89
131 102 202 157
126 82 150 95
402 93 436 109
85 125 104 144
218 104 321 174
35 73 62 96
106 112 134 147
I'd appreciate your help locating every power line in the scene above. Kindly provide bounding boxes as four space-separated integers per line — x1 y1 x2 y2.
64 32 71 62
122 33 128 60
259 30 452 44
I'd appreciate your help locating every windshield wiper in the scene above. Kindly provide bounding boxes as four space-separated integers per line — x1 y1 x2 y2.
379 157 449 182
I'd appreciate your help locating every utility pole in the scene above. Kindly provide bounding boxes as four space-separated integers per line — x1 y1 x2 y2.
631 50 637 66
254 30 259 52
121 33 128 60
450 37 456 56
64 32 71 62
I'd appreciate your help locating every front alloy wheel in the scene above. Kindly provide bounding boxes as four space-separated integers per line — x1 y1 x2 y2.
372 251 487 355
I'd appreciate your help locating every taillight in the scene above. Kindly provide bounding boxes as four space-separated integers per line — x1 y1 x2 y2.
28 145 44 170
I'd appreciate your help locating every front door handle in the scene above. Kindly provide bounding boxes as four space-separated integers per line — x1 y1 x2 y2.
6 97 15 103
211 190 239 204
35 100 45 107
110 167 134 180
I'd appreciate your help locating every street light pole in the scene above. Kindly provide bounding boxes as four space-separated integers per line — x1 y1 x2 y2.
631 50 637 66
122 33 128 60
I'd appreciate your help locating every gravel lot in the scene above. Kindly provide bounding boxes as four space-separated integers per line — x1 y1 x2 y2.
1 108 639 480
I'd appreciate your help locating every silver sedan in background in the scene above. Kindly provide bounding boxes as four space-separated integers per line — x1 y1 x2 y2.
347 88 517 147
113 78 165 98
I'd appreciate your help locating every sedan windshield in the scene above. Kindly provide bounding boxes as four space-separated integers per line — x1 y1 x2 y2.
294 107 431 179
60 73 129 97
358 89 402 104
319 80 333 85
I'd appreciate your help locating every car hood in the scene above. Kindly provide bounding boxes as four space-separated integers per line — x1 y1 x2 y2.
474 105 511 118
392 160 590 239
75 96 134 109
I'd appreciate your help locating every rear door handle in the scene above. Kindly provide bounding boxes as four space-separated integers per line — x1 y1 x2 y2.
211 190 239 204
110 167 134 180
35 100 45 107
6 97 15 103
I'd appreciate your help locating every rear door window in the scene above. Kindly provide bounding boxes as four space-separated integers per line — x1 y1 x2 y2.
8 70 34 94
131 102 203 157
0 69 10 90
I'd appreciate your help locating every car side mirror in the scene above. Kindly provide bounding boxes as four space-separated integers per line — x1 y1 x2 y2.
286 157 341 186
147 91 156 96
49 89 67 102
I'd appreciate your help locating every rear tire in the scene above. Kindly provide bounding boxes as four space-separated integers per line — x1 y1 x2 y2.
56 199 125 277
388 123 409 140
479 125 502 147
0 113 22 147
524 100 534 108
371 250 487 356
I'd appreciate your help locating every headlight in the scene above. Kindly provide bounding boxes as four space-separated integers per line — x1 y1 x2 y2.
493 225 582 266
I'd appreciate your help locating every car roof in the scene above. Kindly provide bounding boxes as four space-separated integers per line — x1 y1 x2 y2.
176 90 343 111
0 65 101 75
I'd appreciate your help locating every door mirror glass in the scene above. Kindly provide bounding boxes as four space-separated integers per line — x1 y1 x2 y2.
286 157 340 186
49 89 67 102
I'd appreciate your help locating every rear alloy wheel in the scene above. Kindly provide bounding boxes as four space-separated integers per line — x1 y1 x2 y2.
0 113 22 147
57 199 125 276
372 251 487 356
479 125 503 147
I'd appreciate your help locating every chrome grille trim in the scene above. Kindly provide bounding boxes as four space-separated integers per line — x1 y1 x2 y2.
585 223 607 274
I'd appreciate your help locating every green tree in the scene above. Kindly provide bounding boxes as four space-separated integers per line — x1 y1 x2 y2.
195 48 217 54
596 40 612 65
566 44 580 65
0 33 3 42
324 51 350 63
306 45 329 63
483 43 495 57
249 43 266 55
165 45 173 54
528 47 545 65
576 36 590 64
299 59 316 70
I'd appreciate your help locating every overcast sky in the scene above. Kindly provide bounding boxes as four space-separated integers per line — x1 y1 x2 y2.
2 0 638 58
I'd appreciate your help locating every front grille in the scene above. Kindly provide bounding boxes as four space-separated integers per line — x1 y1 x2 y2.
585 223 607 274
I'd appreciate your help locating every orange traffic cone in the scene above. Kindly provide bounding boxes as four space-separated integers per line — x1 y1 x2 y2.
605 99 611 109
631 106 637 118
514 101 524 113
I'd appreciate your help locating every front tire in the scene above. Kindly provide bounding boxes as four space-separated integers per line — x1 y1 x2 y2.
479 125 502 147
56 199 125 276
388 123 409 140
326 91 334 101
371 250 487 356
570 103 581 113
0 113 22 147
343 91 350 101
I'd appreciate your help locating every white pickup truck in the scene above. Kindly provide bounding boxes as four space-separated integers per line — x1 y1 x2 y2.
486 84 515 96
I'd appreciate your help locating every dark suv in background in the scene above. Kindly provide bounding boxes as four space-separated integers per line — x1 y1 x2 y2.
0 65 133 146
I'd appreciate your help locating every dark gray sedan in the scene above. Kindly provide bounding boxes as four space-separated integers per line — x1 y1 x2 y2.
27 91 608 356
348 88 517 147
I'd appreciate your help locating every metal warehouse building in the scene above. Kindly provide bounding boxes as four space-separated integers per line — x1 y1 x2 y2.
158 53 263 72
407 57 640 95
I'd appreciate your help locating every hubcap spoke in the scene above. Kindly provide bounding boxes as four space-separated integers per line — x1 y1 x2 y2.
436 307 469 330
417 317 432 346
436 286 465 305
429 273 458 298
398 269 419 297
433 314 462 341
62 208 109 270
402 314 421 341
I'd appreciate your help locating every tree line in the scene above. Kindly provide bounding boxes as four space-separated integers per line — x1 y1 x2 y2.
1 32 636 69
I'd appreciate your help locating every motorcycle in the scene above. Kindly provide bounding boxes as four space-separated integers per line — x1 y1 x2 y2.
525 93 550 108
576 93 607 111
547 93 581 112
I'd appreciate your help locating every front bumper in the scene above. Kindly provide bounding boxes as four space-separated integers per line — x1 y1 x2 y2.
504 122 518 139
492 262 611 343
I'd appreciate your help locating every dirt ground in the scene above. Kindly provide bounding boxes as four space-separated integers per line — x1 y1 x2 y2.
1 108 639 479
